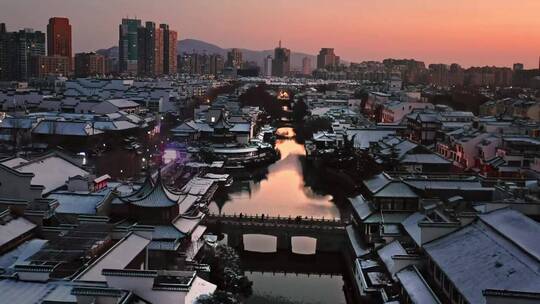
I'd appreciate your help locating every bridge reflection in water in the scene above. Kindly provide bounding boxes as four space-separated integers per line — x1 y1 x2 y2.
241 250 349 304
241 234 318 254
240 250 344 275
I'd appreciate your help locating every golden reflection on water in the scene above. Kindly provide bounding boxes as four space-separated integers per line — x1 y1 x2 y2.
215 128 340 219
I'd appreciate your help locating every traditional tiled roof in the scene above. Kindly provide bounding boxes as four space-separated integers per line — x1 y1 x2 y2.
424 209 540 304
75 233 151 282
396 265 441 304
114 175 180 208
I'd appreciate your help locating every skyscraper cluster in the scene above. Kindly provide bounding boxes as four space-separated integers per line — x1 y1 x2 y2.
0 25 45 80
118 18 178 76
0 18 72 81
177 53 224 76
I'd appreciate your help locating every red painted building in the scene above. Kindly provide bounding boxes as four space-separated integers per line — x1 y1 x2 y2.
47 17 72 59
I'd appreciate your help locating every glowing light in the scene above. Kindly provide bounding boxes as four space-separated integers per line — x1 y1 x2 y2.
163 149 177 164
277 90 290 100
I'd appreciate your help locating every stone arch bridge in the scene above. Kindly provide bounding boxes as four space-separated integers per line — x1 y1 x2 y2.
202 214 348 253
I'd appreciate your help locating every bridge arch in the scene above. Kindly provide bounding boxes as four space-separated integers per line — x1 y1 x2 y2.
291 236 317 255
242 234 278 253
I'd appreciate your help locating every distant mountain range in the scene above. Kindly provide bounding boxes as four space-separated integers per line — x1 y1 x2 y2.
96 39 317 70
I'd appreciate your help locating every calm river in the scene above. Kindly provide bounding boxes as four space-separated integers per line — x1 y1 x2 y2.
210 127 350 304
209 128 343 220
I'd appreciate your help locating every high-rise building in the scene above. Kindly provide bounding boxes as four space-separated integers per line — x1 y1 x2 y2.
263 55 272 77
137 21 164 76
272 41 290 77
177 54 191 74
513 63 524 71
209 54 224 76
226 48 243 69
74 52 105 77
29 55 70 78
160 24 178 75
1 28 45 80
47 17 72 58
119 18 141 74
317 48 340 70
302 57 312 75
0 23 9 80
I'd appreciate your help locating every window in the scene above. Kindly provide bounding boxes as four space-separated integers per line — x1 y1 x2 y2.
381 199 392 210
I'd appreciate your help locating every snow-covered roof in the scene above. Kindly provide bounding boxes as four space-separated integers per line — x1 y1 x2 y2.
479 208 540 261
0 239 47 270
402 212 425 247
0 117 35 129
0 216 36 248
203 173 230 182
178 195 199 214
106 99 140 108
424 209 540 304
346 225 369 258
76 233 151 282
363 212 411 224
151 225 186 240
93 174 111 184
173 212 204 235
0 279 76 304
377 240 407 276
401 154 451 165
0 157 28 168
374 182 418 198
313 131 338 142
212 146 259 154
379 139 418 159
229 123 251 133
46 191 109 214
349 195 374 220
347 129 396 149
32 120 103 136
396 266 441 304
363 173 392 193
405 179 483 191
180 177 216 196
13 155 89 194
115 176 180 208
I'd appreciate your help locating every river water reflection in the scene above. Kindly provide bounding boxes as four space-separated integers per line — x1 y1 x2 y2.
210 127 350 303
209 128 342 220
246 272 347 304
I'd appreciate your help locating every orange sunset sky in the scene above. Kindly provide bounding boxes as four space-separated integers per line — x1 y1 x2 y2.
2 0 540 68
